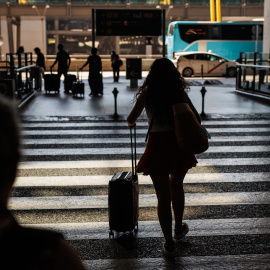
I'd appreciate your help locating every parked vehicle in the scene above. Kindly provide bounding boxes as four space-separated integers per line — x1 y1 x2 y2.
173 51 237 77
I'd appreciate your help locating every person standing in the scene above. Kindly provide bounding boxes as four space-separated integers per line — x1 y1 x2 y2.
79 47 103 96
0 97 86 270
111 50 120 82
33 47 46 91
127 58 200 257
50 44 71 93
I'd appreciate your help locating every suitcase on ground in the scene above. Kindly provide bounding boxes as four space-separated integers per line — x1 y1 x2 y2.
108 127 139 239
72 81 85 97
64 74 76 92
72 68 85 97
44 73 60 94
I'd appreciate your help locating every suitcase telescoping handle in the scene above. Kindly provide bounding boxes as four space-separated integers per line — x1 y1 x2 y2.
130 126 137 176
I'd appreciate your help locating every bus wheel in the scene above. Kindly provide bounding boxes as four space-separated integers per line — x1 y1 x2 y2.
183 67 193 77
227 67 236 77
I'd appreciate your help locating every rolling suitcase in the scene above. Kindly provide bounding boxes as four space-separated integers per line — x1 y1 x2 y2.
64 74 76 92
108 126 139 239
72 67 85 97
44 72 60 94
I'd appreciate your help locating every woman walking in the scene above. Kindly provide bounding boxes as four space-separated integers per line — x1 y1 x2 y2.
127 58 201 257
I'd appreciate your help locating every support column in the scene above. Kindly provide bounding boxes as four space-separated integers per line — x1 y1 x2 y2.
215 0 221 22
7 16 14 53
55 19 59 54
16 17 21 49
115 36 120 54
263 0 270 54
210 0 215 22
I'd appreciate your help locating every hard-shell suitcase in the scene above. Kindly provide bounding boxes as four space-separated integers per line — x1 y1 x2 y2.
72 81 85 97
72 67 85 97
108 127 139 239
44 73 60 94
64 74 76 92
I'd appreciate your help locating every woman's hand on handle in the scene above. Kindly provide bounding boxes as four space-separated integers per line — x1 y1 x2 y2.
128 122 136 128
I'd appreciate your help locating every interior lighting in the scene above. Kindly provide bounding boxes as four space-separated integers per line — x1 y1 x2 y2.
156 5 161 9
252 18 264 21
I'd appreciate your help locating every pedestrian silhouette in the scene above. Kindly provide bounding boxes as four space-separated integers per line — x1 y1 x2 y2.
16 46 24 54
50 44 71 93
111 50 120 82
0 97 86 270
80 47 103 96
33 47 45 91
127 58 201 257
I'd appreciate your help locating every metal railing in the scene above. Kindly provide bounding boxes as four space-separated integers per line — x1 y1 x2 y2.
236 61 270 97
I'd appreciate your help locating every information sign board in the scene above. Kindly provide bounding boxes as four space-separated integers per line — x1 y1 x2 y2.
126 58 142 80
96 9 162 36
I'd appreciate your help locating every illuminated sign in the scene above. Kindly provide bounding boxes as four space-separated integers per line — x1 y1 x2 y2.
96 9 162 36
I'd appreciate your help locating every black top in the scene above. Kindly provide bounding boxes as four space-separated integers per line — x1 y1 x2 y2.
87 55 102 73
36 52 46 70
56 50 70 72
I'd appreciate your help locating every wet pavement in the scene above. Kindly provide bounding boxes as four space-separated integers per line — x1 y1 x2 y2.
14 72 270 269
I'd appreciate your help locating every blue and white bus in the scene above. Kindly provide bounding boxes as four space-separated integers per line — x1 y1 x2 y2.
167 21 263 61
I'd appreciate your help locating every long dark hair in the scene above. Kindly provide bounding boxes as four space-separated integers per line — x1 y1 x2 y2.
135 58 189 124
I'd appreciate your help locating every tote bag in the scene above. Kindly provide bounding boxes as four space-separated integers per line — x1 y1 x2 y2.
173 103 209 154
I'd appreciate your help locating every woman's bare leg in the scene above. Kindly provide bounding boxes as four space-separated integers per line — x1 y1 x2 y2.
169 171 187 227
150 174 173 244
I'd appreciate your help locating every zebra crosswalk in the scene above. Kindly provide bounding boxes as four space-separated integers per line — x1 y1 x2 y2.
13 115 270 269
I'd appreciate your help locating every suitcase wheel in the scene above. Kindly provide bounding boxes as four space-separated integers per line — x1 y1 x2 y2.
109 230 114 239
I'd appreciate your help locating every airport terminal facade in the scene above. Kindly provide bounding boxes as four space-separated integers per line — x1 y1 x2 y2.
0 0 265 58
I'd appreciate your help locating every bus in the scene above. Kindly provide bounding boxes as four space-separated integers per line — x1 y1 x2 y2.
167 21 263 61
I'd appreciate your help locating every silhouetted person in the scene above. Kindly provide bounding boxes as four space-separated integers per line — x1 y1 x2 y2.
80 47 103 96
111 50 120 82
16 46 24 54
0 97 86 270
33 47 45 91
50 44 71 93
127 58 200 257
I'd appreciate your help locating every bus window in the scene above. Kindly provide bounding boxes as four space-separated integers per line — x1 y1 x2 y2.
178 24 209 44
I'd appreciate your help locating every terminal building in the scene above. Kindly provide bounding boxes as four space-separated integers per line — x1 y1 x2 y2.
0 0 265 59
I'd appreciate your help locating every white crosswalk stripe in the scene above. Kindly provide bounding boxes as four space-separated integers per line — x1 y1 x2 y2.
12 117 270 268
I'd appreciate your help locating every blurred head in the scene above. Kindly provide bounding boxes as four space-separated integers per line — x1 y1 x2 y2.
0 98 21 206
57 44 64 51
91 47 98 55
136 58 189 122
140 58 188 96
16 46 24 54
34 47 41 54
111 50 116 55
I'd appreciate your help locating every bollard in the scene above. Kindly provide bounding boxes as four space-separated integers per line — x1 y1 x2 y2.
201 65 204 79
200 86 207 118
112 87 119 119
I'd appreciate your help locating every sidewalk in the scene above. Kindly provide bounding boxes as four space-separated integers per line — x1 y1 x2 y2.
20 71 270 119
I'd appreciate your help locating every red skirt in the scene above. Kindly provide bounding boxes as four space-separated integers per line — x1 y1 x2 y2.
136 131 197 175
